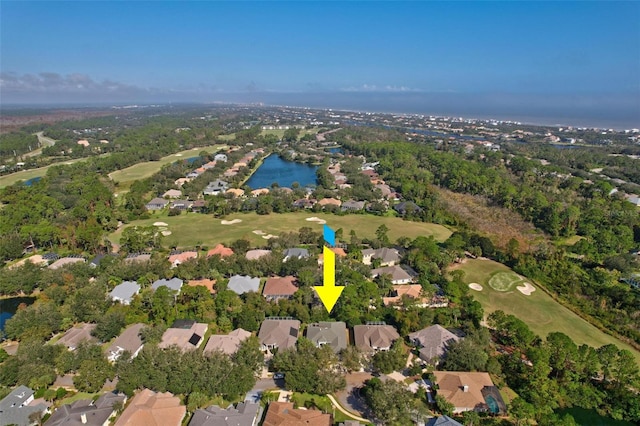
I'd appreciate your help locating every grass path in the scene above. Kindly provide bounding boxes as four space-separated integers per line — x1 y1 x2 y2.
108 211 452 248
452 258 640 364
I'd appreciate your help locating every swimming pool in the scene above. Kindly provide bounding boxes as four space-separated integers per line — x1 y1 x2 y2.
485 395 500 414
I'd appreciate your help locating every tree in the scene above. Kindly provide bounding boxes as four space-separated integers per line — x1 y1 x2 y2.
92 310 126 342
435 394 454 417
362 378 416 425
73 358 114 392
462 410 481 426
440 339 489 372
372 340 406 374
375 224 390 245
509 397 536 426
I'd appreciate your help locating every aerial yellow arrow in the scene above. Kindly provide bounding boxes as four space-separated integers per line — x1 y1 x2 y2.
314 246 344 312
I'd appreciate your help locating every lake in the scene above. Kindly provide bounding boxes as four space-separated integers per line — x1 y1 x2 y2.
0 297 35 335
245 154 318 189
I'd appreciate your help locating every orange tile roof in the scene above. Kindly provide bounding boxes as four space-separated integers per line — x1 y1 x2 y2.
433 371 494 412
207 244 234 258
263 276 298 297
168 251 197 264
263 402 331 426
383 284 423 306
114 389 185 426
187 279 216 294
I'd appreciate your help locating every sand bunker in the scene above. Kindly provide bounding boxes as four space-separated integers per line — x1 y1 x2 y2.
305 217 327 224
262 234 277 239
161 230 172 236
175 154 183 157
221 219 242 225
253 230 266 235
517 282 536 296
153 222 168 227
468 283 483 291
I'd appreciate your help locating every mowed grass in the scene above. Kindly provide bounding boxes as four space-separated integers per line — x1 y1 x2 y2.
108 144 227 187
452 258 640 364
488 271 526 292
108 211 452 249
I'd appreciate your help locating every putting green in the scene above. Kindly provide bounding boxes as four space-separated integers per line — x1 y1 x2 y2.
488 271 526 292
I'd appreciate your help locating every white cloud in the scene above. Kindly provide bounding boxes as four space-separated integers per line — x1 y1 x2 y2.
339 84 423 93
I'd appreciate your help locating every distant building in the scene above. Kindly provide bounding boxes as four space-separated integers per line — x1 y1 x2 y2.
151 278 183 293
145 197 169 211
109 281 140 305
371 265 413 284
105 323 145 362
282 248 309 262
56 323 97 350
362 247 400 266
162 189 182 199
227 275 260 295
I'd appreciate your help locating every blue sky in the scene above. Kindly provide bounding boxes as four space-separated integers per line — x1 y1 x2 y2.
1 1 639 125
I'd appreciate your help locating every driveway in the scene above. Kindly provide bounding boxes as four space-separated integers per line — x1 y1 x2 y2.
335 372 373 418
244 377 285 403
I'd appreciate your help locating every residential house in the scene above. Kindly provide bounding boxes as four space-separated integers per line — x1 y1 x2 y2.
186 170 202 179
214 153 228 162
282 248 309 262
353 323 399 353
262 276 298 301
251 188 270 197
427 416 464 426
341 200 365 211
362 247 400 266
109 281 140 305
258 319 301 352
293 198 316 209
371 265 413 284
226 188 245 197
48 256 85 270
382 284 425 307
106 323 145 362
56 323 97 350
187 279 217 294
432 371 505 414
169 199 194 211
203 328 252 356
409 325 461 364
145 197 169 211
151 278 183 294
203 180 229 196
190 200 207 212
306 322 347 353
174 178 191 187
189 402 259 426
159 320 208 352
124 253 151 263
206 244 234 258
227 275 260 295
45 392 126 426
113 389 185 426
89 253 110 268
168 250 198 268
0 385 48 426
318 198 342 208
203 161 217 170
317 247 347 265
393 201 422 216
263 402 331 426
162 189 182 199
245 249 271 260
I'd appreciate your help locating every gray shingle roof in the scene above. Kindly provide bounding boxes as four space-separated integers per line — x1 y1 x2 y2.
151 278 183 293
306 322 347 353
44 392 126 426
109 281 140 304
0 386 48 426
188 402 259 426
258 319 300 351
409 325 460 362
227 275 260 294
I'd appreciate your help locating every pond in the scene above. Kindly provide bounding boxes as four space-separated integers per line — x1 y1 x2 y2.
0 297 36 336
245 154 318 189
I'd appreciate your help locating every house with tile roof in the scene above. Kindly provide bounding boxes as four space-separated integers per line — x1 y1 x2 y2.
262 276 298 301
258 319 300 352
317 247 347 265
353 323 399 353
245 249 271 260
105 323 145 362
203 328 252 356
382 284 426 307
409 325 461 364
187 279 217 294
56 323 97 350
162 189 182 199
371 265 413 284
189 402 259 426
0 385 48 426
109 281 140 305
433 371 505 414
306 322 347 353
168 250 197 268
263 402 331 426
159 320 208 352
362 247 401 266
45 392 126 426
206 244 234 258
113 389 185 426
227 275 260 295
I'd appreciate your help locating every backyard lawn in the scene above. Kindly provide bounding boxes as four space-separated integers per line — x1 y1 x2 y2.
451 258 640 364
109 211 452 249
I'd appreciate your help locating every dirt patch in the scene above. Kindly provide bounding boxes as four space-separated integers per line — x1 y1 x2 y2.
469 283 483 291
517 282 536 296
